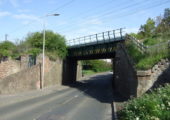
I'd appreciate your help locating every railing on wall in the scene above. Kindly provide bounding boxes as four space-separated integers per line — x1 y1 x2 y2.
67 28 126 47
127 35 170 54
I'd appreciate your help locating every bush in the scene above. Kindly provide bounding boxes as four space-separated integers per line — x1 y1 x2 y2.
118 84 170 120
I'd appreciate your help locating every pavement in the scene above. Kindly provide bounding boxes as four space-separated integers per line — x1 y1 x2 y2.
0 72 114 120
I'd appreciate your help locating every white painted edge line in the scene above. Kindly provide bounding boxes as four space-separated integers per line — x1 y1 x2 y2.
113 102 118 120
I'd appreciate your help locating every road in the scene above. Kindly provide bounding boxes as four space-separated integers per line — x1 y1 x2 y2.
0 72 113 120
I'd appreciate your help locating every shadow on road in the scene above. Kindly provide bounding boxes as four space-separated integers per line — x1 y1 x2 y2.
67 73 114 104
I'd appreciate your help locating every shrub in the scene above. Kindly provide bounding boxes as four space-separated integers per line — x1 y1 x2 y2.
118 84 170 120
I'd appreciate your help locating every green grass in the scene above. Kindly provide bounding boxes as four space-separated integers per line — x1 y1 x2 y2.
118 84 170 120
136 53 169 70
126 40 170 70
82 70 96 76
143 36 170 46
82 69 112 76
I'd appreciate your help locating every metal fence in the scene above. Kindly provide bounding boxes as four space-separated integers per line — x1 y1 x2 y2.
127 35 170 54
67 28 126 47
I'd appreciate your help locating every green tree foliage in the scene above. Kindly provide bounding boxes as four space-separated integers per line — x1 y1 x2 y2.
138 18 155 39
136 8 170 45
0 41 16 59
164 8 170 19
25 30 67 59
82 60 112 72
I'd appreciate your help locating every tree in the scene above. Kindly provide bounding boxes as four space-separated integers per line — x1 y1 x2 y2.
156 8 170 35
0 41 16 59
25 30 67 59
164 8 170 19
138 18 156 38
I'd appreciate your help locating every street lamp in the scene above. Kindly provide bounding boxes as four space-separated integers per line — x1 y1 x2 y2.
42 13 60 89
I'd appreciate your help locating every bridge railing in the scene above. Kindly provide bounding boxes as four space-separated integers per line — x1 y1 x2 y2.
67 28 126 47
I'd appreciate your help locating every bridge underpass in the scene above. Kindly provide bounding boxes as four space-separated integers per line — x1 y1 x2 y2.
62 28 137 100
62 28 125 85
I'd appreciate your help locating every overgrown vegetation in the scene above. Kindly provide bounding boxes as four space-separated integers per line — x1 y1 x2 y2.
127 8 170 70
82 60 112 75
0 30 67 60
118 84 170 120
126 41 170 70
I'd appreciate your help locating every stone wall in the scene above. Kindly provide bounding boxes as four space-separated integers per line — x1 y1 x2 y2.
0 64 41 94
113 43 138 99
0 56 82 94
44 59 63 87
137 59 170 96
0 57 63 95
0 60 20 79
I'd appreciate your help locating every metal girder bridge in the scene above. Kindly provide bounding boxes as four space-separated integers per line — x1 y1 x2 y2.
67 28 126 60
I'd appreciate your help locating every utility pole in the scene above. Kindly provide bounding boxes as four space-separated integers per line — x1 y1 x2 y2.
5 34 8 41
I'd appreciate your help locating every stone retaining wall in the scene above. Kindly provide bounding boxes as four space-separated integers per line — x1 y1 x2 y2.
137 59 170 96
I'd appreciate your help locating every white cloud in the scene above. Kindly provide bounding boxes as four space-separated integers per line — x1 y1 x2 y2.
0 11 11 17
13 14 42 23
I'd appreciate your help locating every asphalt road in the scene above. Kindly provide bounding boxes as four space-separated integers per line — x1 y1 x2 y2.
0 72 113 120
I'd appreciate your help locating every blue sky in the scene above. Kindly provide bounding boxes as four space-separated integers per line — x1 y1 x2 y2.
0 0 170 43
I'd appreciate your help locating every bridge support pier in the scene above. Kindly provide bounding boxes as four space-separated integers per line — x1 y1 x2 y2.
62 58 77 85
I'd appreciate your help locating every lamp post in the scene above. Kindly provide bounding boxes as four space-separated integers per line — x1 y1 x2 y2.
42 13 60 89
